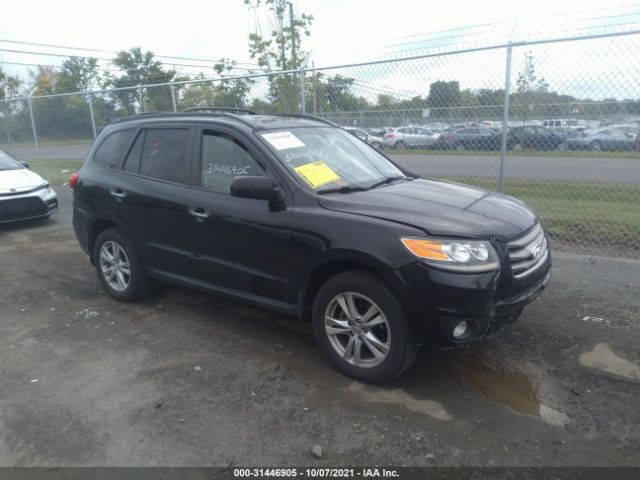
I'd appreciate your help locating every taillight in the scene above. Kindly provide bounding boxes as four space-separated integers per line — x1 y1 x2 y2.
384 133 395 138
444 133 452 140
68 172 79 188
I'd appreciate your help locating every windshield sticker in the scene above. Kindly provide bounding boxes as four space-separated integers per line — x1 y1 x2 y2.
262 131 306 150
294 161 341 189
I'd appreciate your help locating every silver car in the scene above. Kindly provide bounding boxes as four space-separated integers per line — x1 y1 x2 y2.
565 128 637 151
344 127 385 150
0 151 58 224
382 126 441 148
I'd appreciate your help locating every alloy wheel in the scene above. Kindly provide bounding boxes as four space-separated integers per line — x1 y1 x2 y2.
99 241 131 292
324 292 391 368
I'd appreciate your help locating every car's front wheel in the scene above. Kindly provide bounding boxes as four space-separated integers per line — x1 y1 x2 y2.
312 271 416 383
94 227 151 302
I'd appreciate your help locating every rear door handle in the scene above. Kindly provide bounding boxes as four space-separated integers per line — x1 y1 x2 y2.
110 189 127 199
188 207 210 220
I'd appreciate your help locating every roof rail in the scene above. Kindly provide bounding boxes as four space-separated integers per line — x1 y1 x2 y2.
269 113 338 127
183 107 257 115
112 110 256 128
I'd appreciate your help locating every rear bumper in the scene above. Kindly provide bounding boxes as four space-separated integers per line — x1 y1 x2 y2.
386 253 551 346
0 187 58 224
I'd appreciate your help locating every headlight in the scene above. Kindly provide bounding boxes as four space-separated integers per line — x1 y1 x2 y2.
401 237 499 272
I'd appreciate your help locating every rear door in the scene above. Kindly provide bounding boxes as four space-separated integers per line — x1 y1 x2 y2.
185 124 292 304
114 124 195 275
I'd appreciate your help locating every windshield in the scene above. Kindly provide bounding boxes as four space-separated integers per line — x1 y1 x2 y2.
0 151 22 171
260 127 406 192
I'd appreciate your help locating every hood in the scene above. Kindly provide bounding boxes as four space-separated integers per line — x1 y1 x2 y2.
318 178 537 242
0 168 47 194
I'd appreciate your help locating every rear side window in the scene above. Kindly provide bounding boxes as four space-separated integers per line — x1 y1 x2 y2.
138 129 188 183
93 129 133 168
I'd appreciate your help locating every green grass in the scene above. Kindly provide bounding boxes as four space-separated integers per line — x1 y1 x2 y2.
27 159 83 185
440 176 640 252
384 147 640 159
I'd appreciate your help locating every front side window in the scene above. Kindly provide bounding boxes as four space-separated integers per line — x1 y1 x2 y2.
201 132 264 194
138 128 188 183
93 129 133 168
260 127 405 193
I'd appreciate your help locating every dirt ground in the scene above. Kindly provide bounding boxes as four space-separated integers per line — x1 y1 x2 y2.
1 187 639 467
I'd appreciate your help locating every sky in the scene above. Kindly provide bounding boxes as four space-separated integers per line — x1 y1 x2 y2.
2 0 640 100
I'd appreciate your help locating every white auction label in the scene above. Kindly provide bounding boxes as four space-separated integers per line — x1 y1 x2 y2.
262 131 306 150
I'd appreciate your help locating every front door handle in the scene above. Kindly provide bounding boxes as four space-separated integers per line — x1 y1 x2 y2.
188 207 210 220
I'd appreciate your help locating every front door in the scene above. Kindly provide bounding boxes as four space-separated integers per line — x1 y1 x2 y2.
185 125 292 304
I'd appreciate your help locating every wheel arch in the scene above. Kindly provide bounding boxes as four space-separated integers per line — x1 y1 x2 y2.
297 250 396 324
87 218 119 264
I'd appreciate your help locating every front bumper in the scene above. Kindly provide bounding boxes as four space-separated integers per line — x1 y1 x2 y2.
0 187 58 224
386 250 551 346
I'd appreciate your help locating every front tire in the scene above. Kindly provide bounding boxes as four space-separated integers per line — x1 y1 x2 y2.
312 271 416 383
94 227 151 302
590 140 603 152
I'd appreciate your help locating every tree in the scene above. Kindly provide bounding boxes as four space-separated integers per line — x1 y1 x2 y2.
427 81 460 119
106 48 175 114
57 57 100 93
0 68 26 143
244 0 313 112
515 52 549 94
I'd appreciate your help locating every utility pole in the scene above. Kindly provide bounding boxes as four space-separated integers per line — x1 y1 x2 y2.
289 2 296 70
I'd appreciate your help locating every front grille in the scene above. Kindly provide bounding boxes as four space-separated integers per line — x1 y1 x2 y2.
507 223 549 279
0 196 48 222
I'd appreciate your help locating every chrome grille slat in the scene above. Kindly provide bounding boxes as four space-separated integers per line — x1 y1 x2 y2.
507 223 548 279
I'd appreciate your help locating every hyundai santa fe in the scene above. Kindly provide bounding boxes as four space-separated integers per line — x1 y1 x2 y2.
71 110 551 383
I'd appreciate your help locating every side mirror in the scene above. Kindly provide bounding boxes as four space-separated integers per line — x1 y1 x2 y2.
230 176 284 203
20 161 30 169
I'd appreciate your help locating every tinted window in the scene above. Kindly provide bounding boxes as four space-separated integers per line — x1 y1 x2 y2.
123 131 145 173
201 132 264 194
139 129 188 183
93 129 133 168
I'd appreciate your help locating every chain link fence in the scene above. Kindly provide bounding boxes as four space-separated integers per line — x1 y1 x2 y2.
1 30 640 257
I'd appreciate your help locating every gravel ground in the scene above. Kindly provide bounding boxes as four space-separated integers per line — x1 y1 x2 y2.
0 186 639 467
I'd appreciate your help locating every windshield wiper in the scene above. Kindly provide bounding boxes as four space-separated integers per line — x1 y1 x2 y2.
317 185 370 195
368 176 414 190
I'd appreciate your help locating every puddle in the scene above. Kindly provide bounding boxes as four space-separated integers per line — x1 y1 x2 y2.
456 352 540 416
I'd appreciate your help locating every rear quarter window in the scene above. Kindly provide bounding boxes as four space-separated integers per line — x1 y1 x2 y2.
93 129 133 168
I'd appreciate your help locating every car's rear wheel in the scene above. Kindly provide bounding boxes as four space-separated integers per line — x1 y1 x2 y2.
511 141 523 151
94 227 151 302
557 141 568 151
455 143 466 151
312 271 416 383
590 140 603 151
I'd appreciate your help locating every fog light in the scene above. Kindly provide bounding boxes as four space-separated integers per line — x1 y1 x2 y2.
452 321 468 339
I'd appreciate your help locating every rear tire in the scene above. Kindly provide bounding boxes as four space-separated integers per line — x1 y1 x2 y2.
94 227 152 302
590 140 603 152
312 270 416 383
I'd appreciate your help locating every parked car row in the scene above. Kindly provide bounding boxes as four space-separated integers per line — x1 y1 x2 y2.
344 124 640 152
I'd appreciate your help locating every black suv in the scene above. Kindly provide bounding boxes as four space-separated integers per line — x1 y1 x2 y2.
72 111 551 383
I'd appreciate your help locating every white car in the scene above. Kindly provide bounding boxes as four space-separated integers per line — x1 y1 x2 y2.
0 151 58 224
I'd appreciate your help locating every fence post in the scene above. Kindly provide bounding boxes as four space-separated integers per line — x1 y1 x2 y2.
498 43 513 193
27 87 39 150
87 93 97 140
170 72 179 112
299 68 306 114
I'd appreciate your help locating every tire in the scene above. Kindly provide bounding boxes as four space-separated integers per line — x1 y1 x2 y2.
557 141 568 151
511 142 523 151
396 141 406 150
455 143 466 152
311 270 416 383
590 140 603 152
93 227 152 302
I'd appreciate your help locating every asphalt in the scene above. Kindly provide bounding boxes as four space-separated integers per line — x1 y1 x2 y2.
0 186 639 467
3 143 640 184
